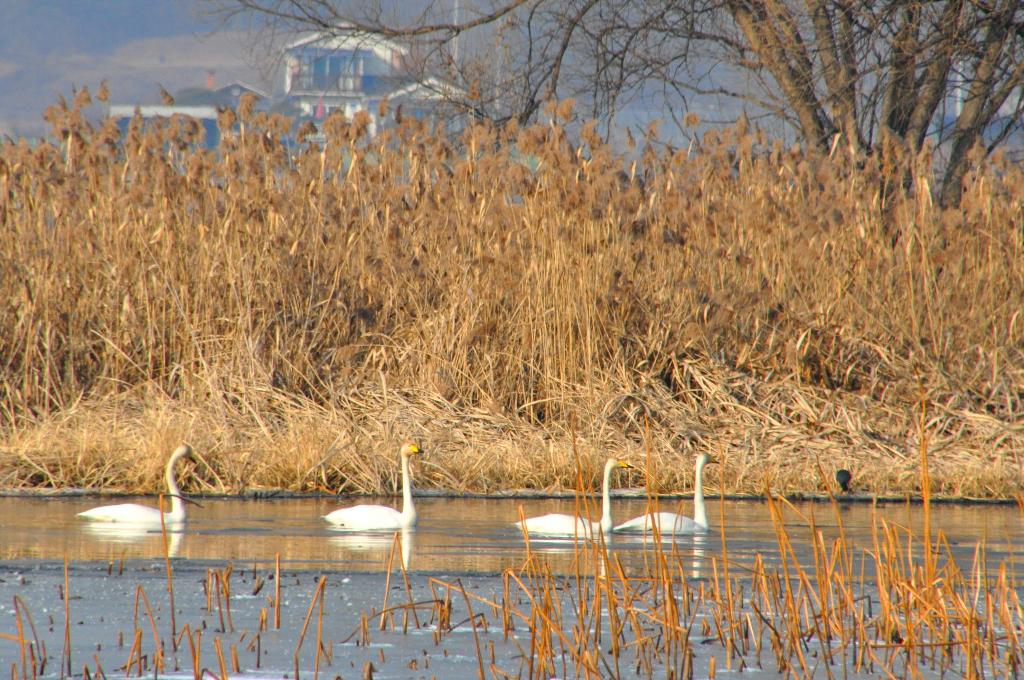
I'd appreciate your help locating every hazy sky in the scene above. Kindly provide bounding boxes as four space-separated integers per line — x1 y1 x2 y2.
0 0 269 137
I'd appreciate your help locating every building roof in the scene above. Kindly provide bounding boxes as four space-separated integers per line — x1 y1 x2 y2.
285 26 409 62
173 82 269 107
108 105 220 119
388 77 462 102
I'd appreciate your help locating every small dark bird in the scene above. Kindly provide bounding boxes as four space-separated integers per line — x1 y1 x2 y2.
158 84 175 106
835 469 852 493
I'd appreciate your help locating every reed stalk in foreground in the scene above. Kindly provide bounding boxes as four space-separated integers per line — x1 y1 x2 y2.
1 92 1022 496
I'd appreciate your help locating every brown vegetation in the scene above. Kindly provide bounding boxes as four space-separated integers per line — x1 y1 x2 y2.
1 92 1022 497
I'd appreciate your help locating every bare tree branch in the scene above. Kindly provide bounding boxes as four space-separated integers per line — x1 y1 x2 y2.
210 0 1024 206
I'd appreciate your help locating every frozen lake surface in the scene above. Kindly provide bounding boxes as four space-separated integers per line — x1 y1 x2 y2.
1 496 1021 677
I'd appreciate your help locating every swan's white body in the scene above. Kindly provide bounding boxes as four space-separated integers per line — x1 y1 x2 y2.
614 511 707 534
614 453 716 535
516 459 630 538
518 513 601 537
323 442 422 531
77 445 193 526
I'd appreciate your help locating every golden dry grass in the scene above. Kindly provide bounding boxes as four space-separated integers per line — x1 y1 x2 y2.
1 92 1022 497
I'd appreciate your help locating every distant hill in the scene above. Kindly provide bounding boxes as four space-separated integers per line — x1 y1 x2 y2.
0 0 271 138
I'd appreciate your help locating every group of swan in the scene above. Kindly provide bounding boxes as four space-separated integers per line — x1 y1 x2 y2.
76 441 426 531
516 453 717 538
77 442 717 537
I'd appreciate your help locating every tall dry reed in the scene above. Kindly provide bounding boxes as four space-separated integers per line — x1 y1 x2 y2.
1 92 1022 495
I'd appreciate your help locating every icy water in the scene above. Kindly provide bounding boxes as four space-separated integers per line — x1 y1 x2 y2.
1 496 1021 572
1 496 1021 677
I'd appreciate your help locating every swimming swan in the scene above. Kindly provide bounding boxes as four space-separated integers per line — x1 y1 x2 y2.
516 458 632 538
77 444 194 526
614 453 717 534
322 441 422 531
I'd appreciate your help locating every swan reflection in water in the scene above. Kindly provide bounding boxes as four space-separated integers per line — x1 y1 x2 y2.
610 530 710 579
518 530 616 551
688 533 708 579
328 527 414 570
81 522 184 557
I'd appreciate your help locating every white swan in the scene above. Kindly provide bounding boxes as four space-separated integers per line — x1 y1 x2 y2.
614 453 717 534
77 444 194 526
516 458 632 538
323 441 422 530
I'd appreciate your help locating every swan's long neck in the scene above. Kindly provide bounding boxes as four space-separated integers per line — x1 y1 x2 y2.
400 453 416 525
165 451 187 522
599 459 615 534
693 458 708 529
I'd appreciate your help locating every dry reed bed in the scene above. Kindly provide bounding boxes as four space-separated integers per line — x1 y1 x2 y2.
1 92 1022 496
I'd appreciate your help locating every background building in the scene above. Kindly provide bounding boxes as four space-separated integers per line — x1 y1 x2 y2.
282 28 462 135
107 27 463 144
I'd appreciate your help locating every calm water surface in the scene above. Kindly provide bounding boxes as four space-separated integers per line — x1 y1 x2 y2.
1 496 1020 575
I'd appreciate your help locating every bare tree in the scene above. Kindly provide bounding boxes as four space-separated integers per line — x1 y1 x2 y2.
210 0 1024 205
